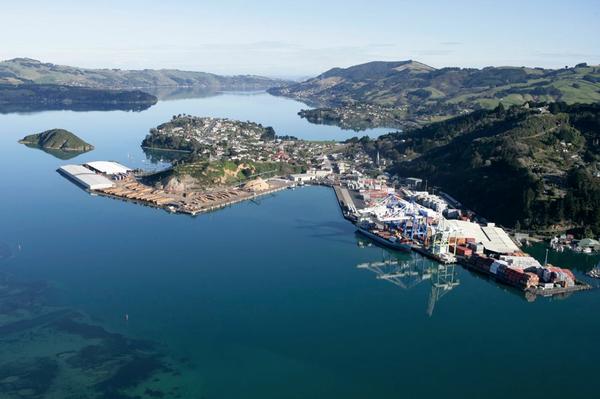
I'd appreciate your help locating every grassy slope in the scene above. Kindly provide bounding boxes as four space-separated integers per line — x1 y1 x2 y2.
20 129 93 151
0 58 288 89
272 62 600 120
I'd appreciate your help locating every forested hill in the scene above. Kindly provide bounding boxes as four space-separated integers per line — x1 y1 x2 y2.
0 58 290 90
270 60 600 129
351 102 600 235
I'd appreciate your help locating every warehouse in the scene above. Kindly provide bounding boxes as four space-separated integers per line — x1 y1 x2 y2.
446 220 520 254
85 161 132 176
58 165 114 190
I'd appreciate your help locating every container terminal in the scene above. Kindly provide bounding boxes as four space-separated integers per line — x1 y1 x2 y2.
58 160 592 298
58 161 291 216
332 174 592 299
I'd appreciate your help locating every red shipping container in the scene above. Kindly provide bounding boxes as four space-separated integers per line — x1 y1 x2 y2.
456 246 472 256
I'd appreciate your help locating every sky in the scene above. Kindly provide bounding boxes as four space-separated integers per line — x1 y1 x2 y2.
2 0 599 77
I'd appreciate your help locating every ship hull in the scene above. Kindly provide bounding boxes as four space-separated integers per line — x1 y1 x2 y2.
357 228 412 252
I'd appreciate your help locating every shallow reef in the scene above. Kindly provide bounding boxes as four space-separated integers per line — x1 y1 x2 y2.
0 271 187 399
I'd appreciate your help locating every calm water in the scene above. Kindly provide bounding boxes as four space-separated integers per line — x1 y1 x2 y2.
1 92 599 399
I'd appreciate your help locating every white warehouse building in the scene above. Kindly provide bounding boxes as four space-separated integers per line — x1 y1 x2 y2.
85 161 132 176
58 165 115 190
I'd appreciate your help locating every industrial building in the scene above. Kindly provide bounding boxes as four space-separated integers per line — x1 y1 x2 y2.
289 169 331 183
85 161 132 176
58 165 115 190
445 220 520 254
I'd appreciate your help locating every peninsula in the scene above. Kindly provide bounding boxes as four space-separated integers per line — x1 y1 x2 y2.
58 115 340 215
0 83 158 113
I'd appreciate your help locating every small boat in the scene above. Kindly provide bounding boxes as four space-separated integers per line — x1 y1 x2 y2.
586 263 600 278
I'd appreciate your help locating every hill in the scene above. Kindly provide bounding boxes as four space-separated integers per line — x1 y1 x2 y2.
19 128 94 159
270 60 600 129
350 102 600 235
0 58 290 90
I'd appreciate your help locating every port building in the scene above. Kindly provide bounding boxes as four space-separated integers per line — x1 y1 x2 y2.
58 165 115 190
446 220 520 254
85 161 132 176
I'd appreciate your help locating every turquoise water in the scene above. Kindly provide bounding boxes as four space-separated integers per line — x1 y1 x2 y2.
1 92 599 398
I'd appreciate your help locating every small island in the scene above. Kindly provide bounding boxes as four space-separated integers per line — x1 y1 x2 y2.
19 129 94 159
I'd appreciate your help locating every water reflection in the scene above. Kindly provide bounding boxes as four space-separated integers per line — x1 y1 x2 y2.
356 244 460 316
143 86 221 101
21 143 93 160
142 147 191 165
0 102 154 114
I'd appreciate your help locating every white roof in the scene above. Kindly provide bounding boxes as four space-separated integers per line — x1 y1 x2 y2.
446 220 519 254
59 165 114 190
85 161 131 175
481 225 520 254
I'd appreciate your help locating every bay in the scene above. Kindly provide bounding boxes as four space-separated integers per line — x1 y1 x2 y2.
0 91 599 399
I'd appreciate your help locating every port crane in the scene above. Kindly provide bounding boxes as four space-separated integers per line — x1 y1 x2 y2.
357 252 460 315
357 253 428 290
426 263 460 316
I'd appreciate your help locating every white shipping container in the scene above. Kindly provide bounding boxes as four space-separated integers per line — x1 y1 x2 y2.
490 263 499 274
542 283 554 289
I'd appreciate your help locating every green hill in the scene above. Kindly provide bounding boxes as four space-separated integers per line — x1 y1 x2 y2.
351 102 600 235
0 58 289 90
19 129 94 154
270 60 600 129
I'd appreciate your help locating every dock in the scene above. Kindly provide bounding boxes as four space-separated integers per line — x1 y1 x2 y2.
458 256 592 298
94 177 291 216
58 161 293 216
331 183 594 299
333 185 360 221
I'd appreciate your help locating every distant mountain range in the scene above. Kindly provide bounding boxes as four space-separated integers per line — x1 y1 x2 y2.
0 83 157 113
0 58 290 90
269 60 600 129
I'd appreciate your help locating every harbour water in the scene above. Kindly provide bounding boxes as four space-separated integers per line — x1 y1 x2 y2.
1 91 600 398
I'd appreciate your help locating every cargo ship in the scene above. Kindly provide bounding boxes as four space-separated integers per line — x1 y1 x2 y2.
356 223 412 252
460 253 591 296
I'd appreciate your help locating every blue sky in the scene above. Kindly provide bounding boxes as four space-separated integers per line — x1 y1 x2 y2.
2 0 599 77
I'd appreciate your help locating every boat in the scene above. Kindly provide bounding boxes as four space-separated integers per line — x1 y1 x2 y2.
356 226 412 252
586 262 600 278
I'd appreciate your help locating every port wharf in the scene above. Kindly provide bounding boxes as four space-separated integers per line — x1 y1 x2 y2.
458 256 592 299
59 161 292 216
331 184 593 297
334 184 448 261
96 178 291 216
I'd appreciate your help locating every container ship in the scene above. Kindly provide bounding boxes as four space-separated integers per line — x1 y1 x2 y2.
461 252 591 296
357 222 412 252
